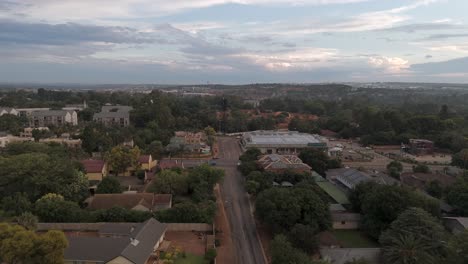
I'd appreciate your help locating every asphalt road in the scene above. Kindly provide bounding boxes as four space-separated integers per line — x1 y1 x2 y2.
216 137 266 264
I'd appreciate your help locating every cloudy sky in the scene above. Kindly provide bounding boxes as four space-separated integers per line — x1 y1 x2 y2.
0 0 467 84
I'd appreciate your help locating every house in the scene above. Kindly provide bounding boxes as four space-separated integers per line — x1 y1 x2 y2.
257 154 312 174
0 107 19 116
20 127 49 138
327 168 398 190
16 107 50 117
139 155 157 171
29 110 78 127
0 135 33 148
64 218 167 264
93 105 133 127
331 212 362 230
81 159 108 182
409 139 434 155
167 131 211 154
158 159 185 170
86 193 172 211
443 217 468 234
39 138 82 148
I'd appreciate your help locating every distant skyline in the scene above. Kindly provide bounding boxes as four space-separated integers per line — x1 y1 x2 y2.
1 0 468 84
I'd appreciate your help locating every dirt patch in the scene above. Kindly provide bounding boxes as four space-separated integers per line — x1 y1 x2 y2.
165 231 207 256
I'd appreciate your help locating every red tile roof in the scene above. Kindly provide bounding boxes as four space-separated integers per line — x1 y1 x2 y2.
159 159 184 170
138 155 151 164
81 159 105 174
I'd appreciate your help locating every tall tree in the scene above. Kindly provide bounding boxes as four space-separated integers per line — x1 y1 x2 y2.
106 146 141 176
380 207 447 264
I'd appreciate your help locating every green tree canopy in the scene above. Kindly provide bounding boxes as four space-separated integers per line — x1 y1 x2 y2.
0 223 67 264
106 146 141 176
149 170 188 195
270 234 314 264
0 153 88 204
34 193 82 223
351 182 440 239
96 177 122 194
380 207 447 264
255 187 330 233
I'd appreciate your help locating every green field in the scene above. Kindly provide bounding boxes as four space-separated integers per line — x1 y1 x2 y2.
333 230 379 248
174 253 208 264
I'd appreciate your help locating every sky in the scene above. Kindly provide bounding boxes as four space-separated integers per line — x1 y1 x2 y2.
0 0 468 84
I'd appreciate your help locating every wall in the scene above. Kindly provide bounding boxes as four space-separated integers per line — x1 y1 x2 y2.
167 223 213 232
39 223 213 232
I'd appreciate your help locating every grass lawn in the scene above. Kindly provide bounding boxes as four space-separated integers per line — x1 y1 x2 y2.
174 253 208 264
332 230 379 248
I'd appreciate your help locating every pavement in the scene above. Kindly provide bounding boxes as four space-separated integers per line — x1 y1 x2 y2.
216 137 267 264
172 137 266 264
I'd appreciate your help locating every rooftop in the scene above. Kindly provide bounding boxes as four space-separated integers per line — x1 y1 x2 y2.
81 159 106 174
64 218 167 264
243 130 325 147
30 110 74 117
316 179 350 205
86 193 172 211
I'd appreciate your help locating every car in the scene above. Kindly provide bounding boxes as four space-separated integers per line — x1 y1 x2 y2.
237 161 241 166
209 160 217 166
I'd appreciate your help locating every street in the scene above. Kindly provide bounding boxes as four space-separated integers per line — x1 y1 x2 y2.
216 137 266 264
171 137 266 264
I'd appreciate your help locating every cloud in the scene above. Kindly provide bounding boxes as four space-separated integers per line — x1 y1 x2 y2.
411 56 468 74
424 33 468 40
381 22 462 33
0 19 155 45
368 56 410 74
1 0 370 23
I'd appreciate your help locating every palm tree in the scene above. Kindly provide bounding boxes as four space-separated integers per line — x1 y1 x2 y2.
382 234 438 264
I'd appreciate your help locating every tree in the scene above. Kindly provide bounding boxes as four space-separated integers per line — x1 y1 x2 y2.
106 146 141 176
270 234 314 264
353 183 440 239
446 231 468 264
34 194 82 223
299 148 330 176
380 208 447 264
149 170 188 195
204 248 217 263
426 180 443 199
96 177 122 194
255 188 330 233
0 223 67 264
1 192 32 216
204 126 216 148
16 212 38 231
446 178 468 216
288 224 319 254
188 164 224 202
413 164 430 173
387 161 403 179
0 153 88 204
148 140 164 160
452 149 468 170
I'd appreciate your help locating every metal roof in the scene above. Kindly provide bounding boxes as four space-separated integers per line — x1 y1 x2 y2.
243 130 325 147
